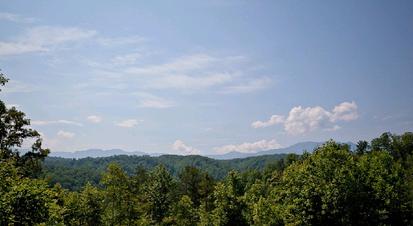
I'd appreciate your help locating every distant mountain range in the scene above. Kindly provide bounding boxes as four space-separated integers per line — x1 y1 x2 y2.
49 141 356 160
207 141 325 160
49 149 147 159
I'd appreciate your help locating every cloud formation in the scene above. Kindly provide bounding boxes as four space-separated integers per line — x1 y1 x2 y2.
97 35 145 46
0 12 35 23
252 101 359 134
32 120 83 127
108 53 271 93
0 26 96 56
330 101 359 122
213 139 281 154
252 115 285 128
87 115 102 123
57 130 75 139
172 140 200 155
135 92 175 109
115 119 140 128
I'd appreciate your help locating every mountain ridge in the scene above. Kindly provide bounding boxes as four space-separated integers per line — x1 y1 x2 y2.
49 141 356 160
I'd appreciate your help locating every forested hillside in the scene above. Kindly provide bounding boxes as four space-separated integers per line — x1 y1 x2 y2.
42 153 289 190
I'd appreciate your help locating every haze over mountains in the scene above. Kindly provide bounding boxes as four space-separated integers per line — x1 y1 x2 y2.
49 141 356 160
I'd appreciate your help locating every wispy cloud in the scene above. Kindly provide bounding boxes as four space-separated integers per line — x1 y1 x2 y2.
123 54 236 90
135 92 175 109
252 101 359 134
87 115 102 123
0 26 96 56
111 52 142 65
32 120 83 127
125 54 216 75
252 115 285 128
147 73 234 90
79 52 271 96
115 119 140 128
123 53 269 92
172 140 200 155
221 77 271 94
57 130 75 139
0 12 36 23
213 139 281 154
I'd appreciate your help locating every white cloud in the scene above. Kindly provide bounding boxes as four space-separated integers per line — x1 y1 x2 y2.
123 54 237 90
80 53 271 95
122 54 265 91
125 54 216 75
284 106 332 135
57 130 75 139
325 125 341 131
252 101 359 135
0 26 96 56
331 101 358 122
87 115 102 123
172 140 200 155
32 120 83 127
134 92 175 109
147 73 234 90
0 12 35 23
115 119 140 128
213 139 281 154
251 115 285 128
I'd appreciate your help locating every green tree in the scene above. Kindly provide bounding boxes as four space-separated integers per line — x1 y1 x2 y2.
252 197 282 226
211 170 247 226
0 160 54 225
144 165 174 224
0 71 49 177
355 140 369 155
274 140 413 225
354 151 412 224
179 166 202 205
101 163 130 226
168 195 198 226
0 71 55 225
80 183 103 225
371 132 413 161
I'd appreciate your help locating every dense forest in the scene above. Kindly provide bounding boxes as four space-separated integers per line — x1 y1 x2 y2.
1 73 413 225
43 153 291 190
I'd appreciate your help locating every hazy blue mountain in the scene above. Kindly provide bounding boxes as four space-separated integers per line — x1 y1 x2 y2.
257 141 324 155
49 149 147 159
207 141 323 160
207 151 257 160
49 141 356 160
208 141 356 160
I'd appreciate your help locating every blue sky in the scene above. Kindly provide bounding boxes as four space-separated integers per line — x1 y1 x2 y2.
0 0 412 155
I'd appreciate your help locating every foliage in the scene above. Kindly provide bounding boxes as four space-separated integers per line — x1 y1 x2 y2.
42 154 287 190
0 73 49 178
0 160 55 225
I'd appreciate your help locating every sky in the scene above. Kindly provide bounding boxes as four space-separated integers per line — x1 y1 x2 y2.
0 0 412 155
